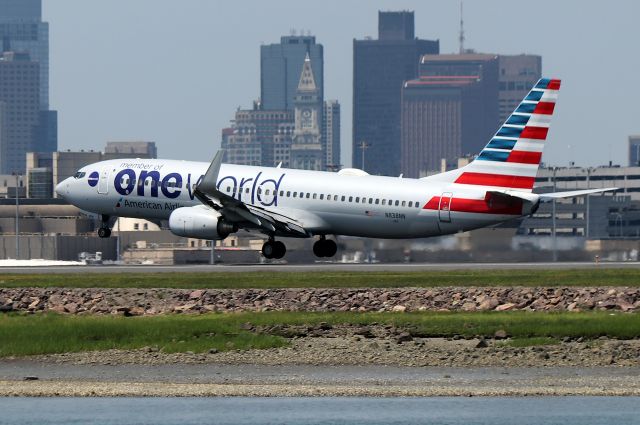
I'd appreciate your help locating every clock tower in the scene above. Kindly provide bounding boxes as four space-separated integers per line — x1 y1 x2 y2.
291 53 323 170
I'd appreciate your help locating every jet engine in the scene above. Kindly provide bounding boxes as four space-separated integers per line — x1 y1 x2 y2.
168 206 237 240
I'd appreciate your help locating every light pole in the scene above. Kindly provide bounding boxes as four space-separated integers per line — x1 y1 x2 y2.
552 167 557 262
358 140 370 172
13 172 20 260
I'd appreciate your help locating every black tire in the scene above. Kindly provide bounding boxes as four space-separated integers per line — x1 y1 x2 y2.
97 228 111 238
273 241 286 259
324 240 337 257
262 241 275 259
313 240 326 257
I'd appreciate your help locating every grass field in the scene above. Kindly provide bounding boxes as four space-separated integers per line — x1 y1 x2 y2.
2 268 640 289
1 311 638 357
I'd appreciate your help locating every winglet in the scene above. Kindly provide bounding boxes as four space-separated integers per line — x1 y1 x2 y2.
197 150 224 195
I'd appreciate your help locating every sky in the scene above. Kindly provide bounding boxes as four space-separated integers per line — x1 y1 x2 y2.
44 0 640 168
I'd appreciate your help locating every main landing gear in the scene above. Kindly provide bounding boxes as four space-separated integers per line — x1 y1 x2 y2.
97 214 112 238
262 238 286 259
313 236 337 258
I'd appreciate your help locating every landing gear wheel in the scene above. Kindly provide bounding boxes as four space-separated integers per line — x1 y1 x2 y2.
97 227 111 238
262 241 275 259
324 239 337 257
313 238 338 258
272 241 286 259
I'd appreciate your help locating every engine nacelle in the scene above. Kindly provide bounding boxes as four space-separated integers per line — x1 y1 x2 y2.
168 206 237 240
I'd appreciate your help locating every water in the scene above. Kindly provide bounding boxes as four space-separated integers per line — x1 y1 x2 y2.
0 397 638 425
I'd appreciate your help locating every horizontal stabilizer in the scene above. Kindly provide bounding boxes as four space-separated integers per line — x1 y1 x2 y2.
538 187 618 201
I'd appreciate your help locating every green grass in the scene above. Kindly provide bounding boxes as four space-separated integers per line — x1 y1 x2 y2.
1 311 638 357
2 268 640 289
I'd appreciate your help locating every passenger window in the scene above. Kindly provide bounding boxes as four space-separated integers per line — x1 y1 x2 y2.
408 201 413 207
266 189 270 195
286 191 291 197
375 199 379 205
368 198 373 204
300 192 304 198
245 188 250 194
320 194 324 200
334 195 338 201
355 197 360 202
257 188 262 194
402 201 406 207
145 180 150 186
313 193 317 199
416 202 420 208
382 199 386 205
349 196 353 202
341 196 345 202
395 200 399 206
280 190 284 196
306 193 310 199
327 194 331 200
293 192 297 198
362 198 366 203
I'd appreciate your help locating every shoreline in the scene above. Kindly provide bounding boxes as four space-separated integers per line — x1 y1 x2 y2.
2 363 640 397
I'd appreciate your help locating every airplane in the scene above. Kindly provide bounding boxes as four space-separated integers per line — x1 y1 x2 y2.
55 78 616 259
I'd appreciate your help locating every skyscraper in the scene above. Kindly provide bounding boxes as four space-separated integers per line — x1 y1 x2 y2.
0 0 49 110
629 135 640 167
323 100 341 169
0 52 40 173
261 35 323 111
498 55 541 124
400 54 499 177
353 11 439 176
1 0 56 172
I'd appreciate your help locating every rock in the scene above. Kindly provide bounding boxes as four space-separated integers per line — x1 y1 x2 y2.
318 322 333 330
461 302 476 311
395 332 413 344
208 348 219 354
189 290 204 299
495 303 516 311
23 376 38 381
392 305 406 312
478 298 500 311
475 339 488 348
63 303 78 314
618 301 635 312
0 304 13 313
494 329 509 340
355 327 376 339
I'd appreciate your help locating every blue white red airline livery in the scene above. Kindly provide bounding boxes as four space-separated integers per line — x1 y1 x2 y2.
56 78 616 259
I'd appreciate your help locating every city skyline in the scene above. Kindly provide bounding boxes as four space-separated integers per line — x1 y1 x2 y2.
43 0 640 169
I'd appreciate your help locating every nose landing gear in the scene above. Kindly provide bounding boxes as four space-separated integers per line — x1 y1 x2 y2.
97 214 112 238
262 238 286 259
313 236 337 258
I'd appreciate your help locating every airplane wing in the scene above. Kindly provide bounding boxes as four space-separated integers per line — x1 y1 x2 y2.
193 151 310 238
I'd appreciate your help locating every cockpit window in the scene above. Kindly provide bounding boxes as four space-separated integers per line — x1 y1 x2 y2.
73 171 86 179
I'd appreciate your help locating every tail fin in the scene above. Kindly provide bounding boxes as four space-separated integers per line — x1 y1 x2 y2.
428 78 561 192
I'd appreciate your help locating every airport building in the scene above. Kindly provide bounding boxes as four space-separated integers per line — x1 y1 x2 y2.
25 141 157 198
353 11 439 176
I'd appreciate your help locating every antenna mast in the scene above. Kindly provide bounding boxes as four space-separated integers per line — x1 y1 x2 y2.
459 2 465 54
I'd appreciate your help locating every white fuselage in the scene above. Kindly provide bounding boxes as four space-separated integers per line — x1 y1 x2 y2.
56 158 522 239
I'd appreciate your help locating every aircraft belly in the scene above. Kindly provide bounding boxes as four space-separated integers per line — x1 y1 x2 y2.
320 210 440 239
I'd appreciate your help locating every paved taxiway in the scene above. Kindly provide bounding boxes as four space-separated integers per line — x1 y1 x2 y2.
1 261 640 274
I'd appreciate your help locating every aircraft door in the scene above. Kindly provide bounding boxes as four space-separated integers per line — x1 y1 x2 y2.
438 192 453 223
97 167 110 194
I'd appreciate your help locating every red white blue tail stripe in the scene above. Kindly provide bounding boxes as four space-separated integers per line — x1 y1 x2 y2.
455 78 561 192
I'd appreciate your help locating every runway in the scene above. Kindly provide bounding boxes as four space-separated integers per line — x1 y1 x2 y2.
2 261 640 273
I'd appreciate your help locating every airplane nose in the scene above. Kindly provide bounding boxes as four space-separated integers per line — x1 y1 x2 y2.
55 179 67 199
